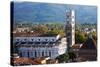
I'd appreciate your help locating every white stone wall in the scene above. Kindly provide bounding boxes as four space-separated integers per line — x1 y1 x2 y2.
18 46 64 59
14 35 67 59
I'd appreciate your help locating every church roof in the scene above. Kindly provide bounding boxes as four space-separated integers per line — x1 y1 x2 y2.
13 32 58 37
80 37 97 49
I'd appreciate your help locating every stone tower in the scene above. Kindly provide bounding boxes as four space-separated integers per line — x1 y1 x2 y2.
65 10 75 51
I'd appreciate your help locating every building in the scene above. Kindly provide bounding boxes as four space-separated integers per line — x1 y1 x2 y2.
65 10 75 51
81 28 96 34
79 36 97 61
12 10 76 61
13 33 67 59
11 57 35 66
11 56 58 65
71 36 97 61
13 27 30 33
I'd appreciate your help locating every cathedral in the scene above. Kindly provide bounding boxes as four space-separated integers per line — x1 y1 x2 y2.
13 10 75 59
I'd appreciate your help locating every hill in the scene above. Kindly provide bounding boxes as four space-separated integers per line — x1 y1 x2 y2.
11 2 97 24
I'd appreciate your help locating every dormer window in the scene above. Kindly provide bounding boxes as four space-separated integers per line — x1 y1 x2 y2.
45 39 48 41
17 39 19 41
38 39 40 41
24 39 27 41
31 39 34 41
52 39 54 41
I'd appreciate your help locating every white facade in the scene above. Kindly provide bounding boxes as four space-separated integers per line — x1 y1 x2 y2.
14 35 67 59
16 27 30 32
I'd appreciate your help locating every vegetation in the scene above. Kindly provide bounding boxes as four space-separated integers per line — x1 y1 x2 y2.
75 31 87 43
47 29 65 37
68 51 77 61
56 53 69 63
75 22 97 44
33 25 48 34
75 23 96 30
14 22 97 43
56 51 77 63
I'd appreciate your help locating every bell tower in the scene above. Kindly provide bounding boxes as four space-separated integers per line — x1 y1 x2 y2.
65 10 75 51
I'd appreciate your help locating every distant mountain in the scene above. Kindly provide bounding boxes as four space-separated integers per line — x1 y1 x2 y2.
12 2 97 24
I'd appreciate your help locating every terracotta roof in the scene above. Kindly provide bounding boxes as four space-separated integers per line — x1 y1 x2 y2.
12 58 39 65
13 32 58 37
71 44 82 49
32 57 50 64
13 32 42 37
46 59 58 64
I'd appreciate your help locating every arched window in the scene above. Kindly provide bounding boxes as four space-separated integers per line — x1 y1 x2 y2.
42 51 44 56
52 39 54 41
49 51 51 57
38 39 40 41
17 39 19 41
24 39 27 41
20 52 22 57
28 51 30 58
31 39 34 41
35 51 37 57
45 39 48 41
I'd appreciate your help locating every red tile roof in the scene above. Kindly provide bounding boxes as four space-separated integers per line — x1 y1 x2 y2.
13 32 58 37
71 44 81 49
13 32 42 37
12 57 41 65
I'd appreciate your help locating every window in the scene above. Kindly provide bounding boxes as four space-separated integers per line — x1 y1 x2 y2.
17 39 19 41
45 39 48 41
66 27 71 30
42 51 44 56
52 39 54 41
31 39 34 41
38 39 40 41
67 15 70 18
28 51 30 58
35 51 37 57
67 38 70 42
67 32 71 36
67 21 70 24
49 51 51 57
24 39 27 41
20 52 22 57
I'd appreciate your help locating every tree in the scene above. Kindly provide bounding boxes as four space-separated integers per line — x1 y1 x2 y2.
75 32 86 43
34 25 48 34
68 52 77 61
90 32 97 41
47 29 65 37
56 53 69 63
75 31 86 44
